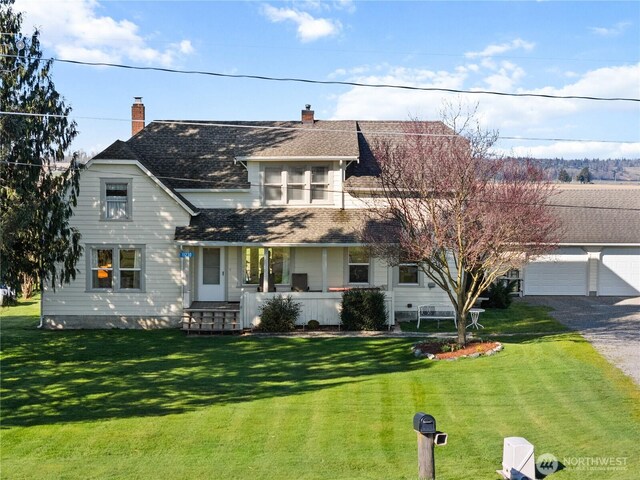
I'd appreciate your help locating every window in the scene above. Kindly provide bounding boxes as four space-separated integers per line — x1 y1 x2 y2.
348 247 369 284
263 164 330 204
119 249 142 289
243 247 290 284
101 179 132 220
311 166 329 201
398 263 419 285
89 246 144 291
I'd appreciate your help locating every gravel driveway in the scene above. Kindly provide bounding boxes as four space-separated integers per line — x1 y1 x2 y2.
518 296 640 385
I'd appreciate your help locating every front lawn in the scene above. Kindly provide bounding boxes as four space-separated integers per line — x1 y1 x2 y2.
1 299 638 479
400 301 570 335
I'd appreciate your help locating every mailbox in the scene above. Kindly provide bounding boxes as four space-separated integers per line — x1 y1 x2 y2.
413 412 437 435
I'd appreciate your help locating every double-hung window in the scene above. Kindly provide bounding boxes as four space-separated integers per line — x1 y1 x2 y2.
101 179 132 220
348 247 370 284
89 246 144 291
263 164 330 204
398 263 419 285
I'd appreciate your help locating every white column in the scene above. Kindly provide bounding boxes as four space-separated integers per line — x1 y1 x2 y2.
182 249 191 307
262 248 270 292
322 247 328 292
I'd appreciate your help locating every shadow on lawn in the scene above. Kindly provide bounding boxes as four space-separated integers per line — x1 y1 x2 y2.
1 329 427 427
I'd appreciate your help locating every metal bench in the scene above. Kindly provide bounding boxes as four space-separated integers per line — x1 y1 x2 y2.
417 305 457 329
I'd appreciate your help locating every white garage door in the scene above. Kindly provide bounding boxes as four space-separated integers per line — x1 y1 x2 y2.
524 247 588 296
599 247 640 296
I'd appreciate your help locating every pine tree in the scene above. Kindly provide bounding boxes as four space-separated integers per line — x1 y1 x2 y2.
558 168 572 183
576 167 593 184
0 0 82 297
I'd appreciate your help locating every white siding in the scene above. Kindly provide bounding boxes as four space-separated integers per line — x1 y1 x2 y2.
293 248 323 290
43 163 191 324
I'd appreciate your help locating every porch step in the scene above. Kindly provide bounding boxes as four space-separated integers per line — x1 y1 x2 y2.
182 307 241 334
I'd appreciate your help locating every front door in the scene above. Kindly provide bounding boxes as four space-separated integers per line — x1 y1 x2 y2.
198 247 225 301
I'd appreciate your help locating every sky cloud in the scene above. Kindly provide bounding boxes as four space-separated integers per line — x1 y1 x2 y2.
465 38 535 58
261 4 342 42
14 0 194 66
329 49 639 158
589 21 632 37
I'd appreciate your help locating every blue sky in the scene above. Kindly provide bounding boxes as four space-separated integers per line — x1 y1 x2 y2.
12 0 640 159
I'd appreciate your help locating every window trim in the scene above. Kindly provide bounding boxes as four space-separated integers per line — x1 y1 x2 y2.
346 247 372 285
86 244 145 292
396 262 422 287
100 178 133 221
262 164 332 205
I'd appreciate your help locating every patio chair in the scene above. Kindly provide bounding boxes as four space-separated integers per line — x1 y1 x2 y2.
291 273 309 292
257 273 276 292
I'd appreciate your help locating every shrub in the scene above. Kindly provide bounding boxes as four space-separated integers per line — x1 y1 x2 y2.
307 319 320 330
340 289 388 331
257 295 302 332
483 280 516 309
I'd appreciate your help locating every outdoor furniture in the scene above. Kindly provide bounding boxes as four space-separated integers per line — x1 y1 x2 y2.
467 308 485 329
417 305 457 329
291 273 309 292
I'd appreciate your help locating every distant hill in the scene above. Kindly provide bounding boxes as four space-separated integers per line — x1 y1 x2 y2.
514 158 640 182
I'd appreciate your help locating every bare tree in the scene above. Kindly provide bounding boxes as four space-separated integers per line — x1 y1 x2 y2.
362 104 560 346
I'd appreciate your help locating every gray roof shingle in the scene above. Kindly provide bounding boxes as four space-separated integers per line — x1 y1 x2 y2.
551 186 640 244
175 208 395 244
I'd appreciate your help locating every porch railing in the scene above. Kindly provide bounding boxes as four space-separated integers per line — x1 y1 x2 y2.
240 290 395 330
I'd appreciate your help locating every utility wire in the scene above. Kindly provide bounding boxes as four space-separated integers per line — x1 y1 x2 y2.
1 53 639 103
3 161 640 212
1 111 638 145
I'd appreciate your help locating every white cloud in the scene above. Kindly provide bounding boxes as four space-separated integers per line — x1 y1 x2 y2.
589 21 632 37
329 59 640 159
261 4 342 42
499 141 640 159
15 0 194 66
465 38 535 58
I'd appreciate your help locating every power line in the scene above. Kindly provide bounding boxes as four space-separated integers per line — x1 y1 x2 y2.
1 53 639 103
1 111 638 145
3 161 639 212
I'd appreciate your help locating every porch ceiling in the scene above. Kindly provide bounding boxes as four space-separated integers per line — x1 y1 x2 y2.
174 208 396 244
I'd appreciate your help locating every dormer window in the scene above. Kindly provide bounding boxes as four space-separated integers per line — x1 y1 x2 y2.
262 164 331 205
101 178 132 220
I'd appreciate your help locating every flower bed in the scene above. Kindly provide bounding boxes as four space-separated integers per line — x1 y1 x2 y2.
412 340 503 360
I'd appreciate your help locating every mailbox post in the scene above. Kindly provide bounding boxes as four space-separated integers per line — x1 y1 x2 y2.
413 413 447 480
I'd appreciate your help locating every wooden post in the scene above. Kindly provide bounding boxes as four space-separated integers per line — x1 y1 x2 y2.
417 432 435 480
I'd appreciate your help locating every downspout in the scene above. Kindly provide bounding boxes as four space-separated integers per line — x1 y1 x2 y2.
340 159 344 210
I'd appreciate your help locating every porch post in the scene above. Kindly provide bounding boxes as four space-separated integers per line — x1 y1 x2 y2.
262 248 270 292
182 248 191 308
322 247 328 292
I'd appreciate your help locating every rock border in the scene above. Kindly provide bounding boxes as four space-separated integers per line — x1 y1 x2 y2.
412 341 504 360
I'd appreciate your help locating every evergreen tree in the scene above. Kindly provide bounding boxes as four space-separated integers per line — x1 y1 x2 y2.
576 167 593 184
0 0 82 297
558 168 572 183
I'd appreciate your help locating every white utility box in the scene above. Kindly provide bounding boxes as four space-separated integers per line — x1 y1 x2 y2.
497 437 535 480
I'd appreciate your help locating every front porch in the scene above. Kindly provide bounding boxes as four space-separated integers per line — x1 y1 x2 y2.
181 291 396 333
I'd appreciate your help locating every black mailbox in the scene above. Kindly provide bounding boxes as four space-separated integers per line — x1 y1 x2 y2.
413 412 436 435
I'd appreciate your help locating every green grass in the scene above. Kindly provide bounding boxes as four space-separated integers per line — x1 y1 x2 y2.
1 298 639 479
400 301 570 335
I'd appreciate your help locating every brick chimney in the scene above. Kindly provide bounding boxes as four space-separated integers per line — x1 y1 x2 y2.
301 104 314 124
131 97 145 136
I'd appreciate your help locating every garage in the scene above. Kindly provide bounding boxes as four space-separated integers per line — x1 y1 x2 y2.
524 247 588 296
598 247 640 296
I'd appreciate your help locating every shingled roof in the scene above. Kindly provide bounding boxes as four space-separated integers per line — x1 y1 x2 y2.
550 186 640 244
92 118 447 193
174 208 395 244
